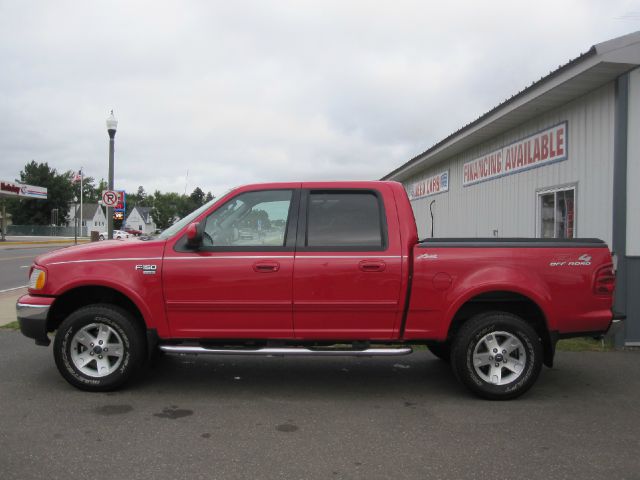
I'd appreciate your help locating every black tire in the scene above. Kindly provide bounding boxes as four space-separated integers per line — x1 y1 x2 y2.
53 304 146 391
450 311 543 400
426 342 451 362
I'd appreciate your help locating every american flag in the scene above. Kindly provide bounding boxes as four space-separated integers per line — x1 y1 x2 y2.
71 170 83 183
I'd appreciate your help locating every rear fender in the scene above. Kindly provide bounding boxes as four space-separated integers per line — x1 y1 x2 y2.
442 266 554 338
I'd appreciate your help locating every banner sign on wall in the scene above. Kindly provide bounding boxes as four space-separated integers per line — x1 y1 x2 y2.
462 121 568 187
408 171 449 200
0 180 47 199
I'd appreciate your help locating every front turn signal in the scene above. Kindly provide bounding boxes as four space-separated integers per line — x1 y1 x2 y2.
28 268 46 290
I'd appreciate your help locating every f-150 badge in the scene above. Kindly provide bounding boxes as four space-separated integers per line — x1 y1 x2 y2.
135 264 157 275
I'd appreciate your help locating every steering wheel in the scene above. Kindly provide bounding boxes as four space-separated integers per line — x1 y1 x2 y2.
202 231 214 246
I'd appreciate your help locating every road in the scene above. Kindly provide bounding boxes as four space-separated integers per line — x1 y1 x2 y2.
1 330 638 480
0 244 66 291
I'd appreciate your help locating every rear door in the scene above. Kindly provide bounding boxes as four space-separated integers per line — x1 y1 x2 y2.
292 185 404 340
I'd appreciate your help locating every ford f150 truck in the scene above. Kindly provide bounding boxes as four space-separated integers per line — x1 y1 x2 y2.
17 181 618 399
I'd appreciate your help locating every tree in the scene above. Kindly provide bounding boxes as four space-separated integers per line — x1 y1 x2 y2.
71 174 99 204
205 191 214 203
150 191 184 230
8 161 75 225
189 187 205 207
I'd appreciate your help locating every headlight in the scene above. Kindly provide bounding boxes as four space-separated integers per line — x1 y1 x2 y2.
28 268 46 290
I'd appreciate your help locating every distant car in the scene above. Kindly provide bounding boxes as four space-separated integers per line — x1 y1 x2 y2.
124 228 143 236
98 230 130 240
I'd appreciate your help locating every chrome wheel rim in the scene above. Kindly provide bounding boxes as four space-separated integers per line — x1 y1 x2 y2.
472 331 526 385
70 323 124 378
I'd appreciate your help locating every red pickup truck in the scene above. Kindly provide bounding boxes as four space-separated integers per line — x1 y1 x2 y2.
17 181 618 399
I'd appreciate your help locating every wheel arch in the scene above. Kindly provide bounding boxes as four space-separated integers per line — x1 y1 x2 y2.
47 285 147 335
446 290 556 368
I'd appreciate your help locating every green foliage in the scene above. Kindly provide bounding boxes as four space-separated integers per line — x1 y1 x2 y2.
150 191 183 230
8 160 215 230
8 161 75 225
150 187 214 230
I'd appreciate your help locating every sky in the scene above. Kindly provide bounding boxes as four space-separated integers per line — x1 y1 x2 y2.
1 0 639 198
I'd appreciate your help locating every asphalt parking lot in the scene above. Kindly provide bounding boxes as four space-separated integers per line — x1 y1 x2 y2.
0 330 639 480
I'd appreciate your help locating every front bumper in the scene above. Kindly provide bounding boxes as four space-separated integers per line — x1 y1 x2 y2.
16 295 54 346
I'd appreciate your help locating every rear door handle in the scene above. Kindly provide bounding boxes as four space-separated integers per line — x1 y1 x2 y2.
253 261 280 273
358 260 386 272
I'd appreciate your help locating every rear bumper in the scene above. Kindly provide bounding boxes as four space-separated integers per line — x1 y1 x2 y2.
16 295 54 346
607 311 625 337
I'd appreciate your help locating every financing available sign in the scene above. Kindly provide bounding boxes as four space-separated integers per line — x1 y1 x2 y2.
408 170 449 200
462 121 568 187
0 180 47 199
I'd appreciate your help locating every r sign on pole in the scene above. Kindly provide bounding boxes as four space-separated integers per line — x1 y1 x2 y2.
102 190 118 207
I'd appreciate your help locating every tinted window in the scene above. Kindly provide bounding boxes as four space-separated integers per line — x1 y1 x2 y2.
306 192 384 248
203 190 292 247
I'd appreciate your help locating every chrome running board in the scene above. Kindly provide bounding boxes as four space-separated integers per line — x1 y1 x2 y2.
159 345 413 357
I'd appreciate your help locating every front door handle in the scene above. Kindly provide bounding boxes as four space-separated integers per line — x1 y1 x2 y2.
253 261 280 273
358 260 386 272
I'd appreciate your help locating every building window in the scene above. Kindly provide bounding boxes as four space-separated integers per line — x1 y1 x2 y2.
538 186 575 238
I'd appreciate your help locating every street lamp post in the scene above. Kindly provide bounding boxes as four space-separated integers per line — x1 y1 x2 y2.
73 196 78 245
106 110 118 240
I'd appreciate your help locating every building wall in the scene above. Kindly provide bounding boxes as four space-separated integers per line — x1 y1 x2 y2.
624 68 640 344
404 82 616 244
125 208 155 234
125 209 144 231
89 208 107 231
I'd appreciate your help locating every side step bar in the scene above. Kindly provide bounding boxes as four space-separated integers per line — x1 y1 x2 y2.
159 345 413 357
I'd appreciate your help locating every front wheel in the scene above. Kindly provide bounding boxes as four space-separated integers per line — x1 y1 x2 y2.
450 311 543 400
53 304 146 391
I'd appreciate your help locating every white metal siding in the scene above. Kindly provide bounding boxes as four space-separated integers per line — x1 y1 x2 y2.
405 82 615 244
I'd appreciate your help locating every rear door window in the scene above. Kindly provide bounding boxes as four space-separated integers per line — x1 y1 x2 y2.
305 191 386 249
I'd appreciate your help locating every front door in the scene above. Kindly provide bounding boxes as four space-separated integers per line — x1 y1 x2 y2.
163 188 299 338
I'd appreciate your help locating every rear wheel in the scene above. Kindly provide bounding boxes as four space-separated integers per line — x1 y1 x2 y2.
451 311 543 400
53 304 146 391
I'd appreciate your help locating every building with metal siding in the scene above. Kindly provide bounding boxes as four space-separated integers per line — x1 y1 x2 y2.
382 31 640 345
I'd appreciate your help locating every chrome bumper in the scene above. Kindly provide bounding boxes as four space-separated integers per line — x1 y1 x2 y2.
17 302 51 346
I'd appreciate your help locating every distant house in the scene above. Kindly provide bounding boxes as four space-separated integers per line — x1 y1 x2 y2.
68 204 107 234
125 206 156 234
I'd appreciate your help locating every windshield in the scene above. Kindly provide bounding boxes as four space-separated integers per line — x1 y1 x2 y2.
156 196 221 240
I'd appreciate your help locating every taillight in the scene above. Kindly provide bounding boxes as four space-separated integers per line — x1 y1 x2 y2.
594 265 615 295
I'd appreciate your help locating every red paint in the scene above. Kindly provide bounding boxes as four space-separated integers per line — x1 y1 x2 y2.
19 180 614 343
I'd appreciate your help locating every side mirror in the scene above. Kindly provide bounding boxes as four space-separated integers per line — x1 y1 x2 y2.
186 222 203 249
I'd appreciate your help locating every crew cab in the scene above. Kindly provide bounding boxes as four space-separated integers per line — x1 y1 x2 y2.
16 181 618 399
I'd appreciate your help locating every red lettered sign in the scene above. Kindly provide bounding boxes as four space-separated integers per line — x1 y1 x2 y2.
463 122 568 186
408 171 449 200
